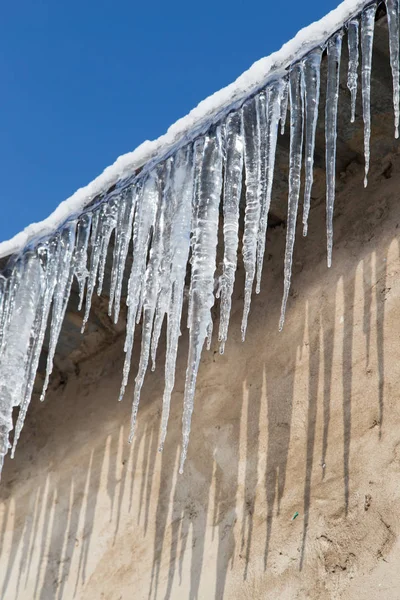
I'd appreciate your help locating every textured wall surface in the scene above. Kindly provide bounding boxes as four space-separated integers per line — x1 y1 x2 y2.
1 141 400 599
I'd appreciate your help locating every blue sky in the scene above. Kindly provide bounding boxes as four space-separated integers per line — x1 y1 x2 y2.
0 0 340 244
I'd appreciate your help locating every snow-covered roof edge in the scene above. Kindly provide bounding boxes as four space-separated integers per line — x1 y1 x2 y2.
0 0 372 260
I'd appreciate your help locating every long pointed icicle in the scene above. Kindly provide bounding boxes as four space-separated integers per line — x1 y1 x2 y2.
40 222 77 402
325 33 343 268
361 4 377 188
218 111 244 353
11 240 58 456
280 78 289 135
109 189 136 323
187 138 205 332
0 275 7 355
0 253 42 475
74 213 92 311
302 49 322 237
386 0 400 139
0 266 22 354
120 174 158 402
82 210 101 332
241 96 261 340
12 241 57 457
256 91 268 294
129 165 168 441
180 128 223 473
158 146 194 450
347 19 360 124
97 200 118 297
150 160 175 372
279 64 304 331
256 81 282 293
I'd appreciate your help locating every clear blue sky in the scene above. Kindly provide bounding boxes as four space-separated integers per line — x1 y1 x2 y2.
0 0 340 244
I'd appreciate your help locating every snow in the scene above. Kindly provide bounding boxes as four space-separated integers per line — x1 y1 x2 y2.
0 0 373 260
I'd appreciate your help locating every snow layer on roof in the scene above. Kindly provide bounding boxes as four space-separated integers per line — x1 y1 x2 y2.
0 0 371 260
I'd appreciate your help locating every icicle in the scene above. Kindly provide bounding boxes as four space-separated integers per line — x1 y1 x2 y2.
119 174 158 402
74 213 92 311
325 33 343 268
0 275 7 355
108 188 136 323
186 138 205 331
180 128 223 473
158 146 194 450
302 48 322 237
361 4 377 188
218 111 243 353
81 210 101 332
206 319 213 350
149 285 169 371
0 276 5 313
279 64 304 331
256 81 283 292
12 241 58 457
241 96 261 340
0 253 43 477
280 77 289 135
40 222 76 402
129 166 168 441
347 19 360 124
386 0 400 138
0 265 22 355
97 200 118 297
148 160 175 372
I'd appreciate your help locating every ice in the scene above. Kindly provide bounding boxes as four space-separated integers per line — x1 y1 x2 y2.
241 96 261 340
109 189 136 323
96 200 118 297
81 210 101 332
12 239 59 456
186 138 205 332
74 213 92 311
119 173 158 402
280 78 289 135
159 146 194 450
325 32 343 268
302 49 322 237
180 127 223 473
40 222 76 402
347 19 360 124
0 253 42 475
361 3 377 187
149 159 175 373
385 0 399 138
129 164 169 441
256 81 283 293
218 111 243 354
279 64 304 331
0 275 7 354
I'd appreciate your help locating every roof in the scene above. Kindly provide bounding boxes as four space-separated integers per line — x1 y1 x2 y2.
0 0 373 260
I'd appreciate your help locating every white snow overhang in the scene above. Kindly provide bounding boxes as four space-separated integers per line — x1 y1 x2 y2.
0 0 398 476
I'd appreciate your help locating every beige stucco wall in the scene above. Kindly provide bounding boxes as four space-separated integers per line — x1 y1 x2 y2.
1 149 400 599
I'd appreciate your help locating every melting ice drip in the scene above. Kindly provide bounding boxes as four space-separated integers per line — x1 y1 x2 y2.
0 0 398 477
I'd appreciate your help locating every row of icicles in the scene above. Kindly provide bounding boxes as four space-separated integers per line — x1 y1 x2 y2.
0 0 398 476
